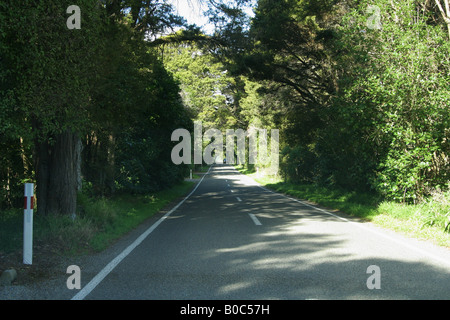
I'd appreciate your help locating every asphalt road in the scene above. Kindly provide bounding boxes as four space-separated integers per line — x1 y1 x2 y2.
73 164 450 300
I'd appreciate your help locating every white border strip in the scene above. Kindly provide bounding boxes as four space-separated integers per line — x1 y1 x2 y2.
71 166 212 300
255 184 450 268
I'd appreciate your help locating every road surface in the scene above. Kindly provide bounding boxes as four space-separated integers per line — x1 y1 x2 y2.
72 164 450 300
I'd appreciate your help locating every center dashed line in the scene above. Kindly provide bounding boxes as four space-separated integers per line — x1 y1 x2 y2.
248 213 262 226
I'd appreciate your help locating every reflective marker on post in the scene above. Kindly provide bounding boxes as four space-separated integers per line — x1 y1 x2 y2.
23 183 34 265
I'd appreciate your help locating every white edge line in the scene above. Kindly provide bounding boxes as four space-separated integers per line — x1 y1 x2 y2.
71 166 212 300
248 213 262 226
254 184 450 268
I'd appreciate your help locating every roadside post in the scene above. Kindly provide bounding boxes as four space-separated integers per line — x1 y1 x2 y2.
23 183 34 265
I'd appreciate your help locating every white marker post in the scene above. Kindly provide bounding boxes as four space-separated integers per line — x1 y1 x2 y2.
23 183 34 265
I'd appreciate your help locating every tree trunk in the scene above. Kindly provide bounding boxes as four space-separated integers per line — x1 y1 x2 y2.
36 130 80 218
434 0 450 39
105 134 116 195
75 136 83 192
35 139 50 216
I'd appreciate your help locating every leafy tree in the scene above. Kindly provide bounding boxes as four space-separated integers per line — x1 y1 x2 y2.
325 0 450 201
219 0 449 203
161 40 234 129
221 0 342 179
0 0 192 216
83 7 192 196
1 0 104 216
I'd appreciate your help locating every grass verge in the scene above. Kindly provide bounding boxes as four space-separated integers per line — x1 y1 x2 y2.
0 180 195 257
235 165 450 248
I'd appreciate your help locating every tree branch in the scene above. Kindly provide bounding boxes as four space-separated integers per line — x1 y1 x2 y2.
435 0 450 23
434 0 450 39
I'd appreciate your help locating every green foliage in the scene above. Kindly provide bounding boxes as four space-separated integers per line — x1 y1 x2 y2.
0 0 104 210
333 0 450 202
72 5 193 197
0 0 193 214
226 0 450 206
161 40 237 130
108 49 191 194
280 145 317 184
4 0 103 139
1 0 449 228
419 186 450 231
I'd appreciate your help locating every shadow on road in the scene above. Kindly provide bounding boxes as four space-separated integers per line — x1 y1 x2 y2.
180 165 450 299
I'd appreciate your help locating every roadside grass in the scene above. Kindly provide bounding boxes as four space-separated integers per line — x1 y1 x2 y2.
0 209 24 254
193 165 210 173
0 180 195 256
83 180 195 252
185 165 210 179
235 165 450 248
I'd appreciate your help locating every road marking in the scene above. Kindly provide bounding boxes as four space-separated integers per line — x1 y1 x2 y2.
71 166 212 300
229 165 450 268
248 213 262 225
254 184 450 268
236 197 242 202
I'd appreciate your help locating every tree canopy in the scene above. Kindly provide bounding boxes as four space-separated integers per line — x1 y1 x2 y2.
0 0 449 218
